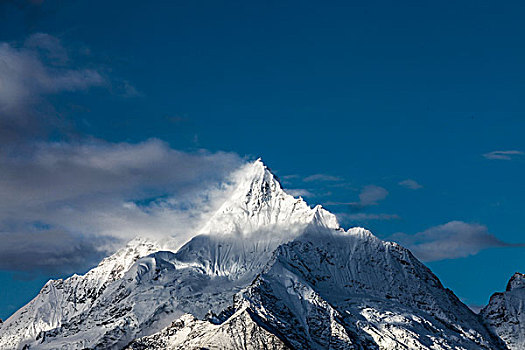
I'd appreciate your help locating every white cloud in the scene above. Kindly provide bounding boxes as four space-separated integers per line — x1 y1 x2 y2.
0 34 177 274
286 189 314 197
0 33 106 142
0 138 244 272
398 179 422 190
0 34 104 116
389 221 525 261
482 150 524 160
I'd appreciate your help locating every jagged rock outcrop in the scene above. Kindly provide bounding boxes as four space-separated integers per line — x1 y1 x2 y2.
126 309 289 350
481 272 525 350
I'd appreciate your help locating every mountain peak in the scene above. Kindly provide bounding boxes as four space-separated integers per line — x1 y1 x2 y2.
310 204 340 230
197 159 338 236
506 272 525 291
236 158 280 198
482 272 525 349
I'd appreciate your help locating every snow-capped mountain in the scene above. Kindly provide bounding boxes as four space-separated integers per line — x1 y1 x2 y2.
127 226 507 350
481 272 525 350
0 159 518 349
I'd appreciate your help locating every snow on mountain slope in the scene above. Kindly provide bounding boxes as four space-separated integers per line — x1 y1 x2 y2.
239 228 506 349
125 308 289 350
134 225 506 350
29 249 246 349
0 238 161 349
481 272 525 349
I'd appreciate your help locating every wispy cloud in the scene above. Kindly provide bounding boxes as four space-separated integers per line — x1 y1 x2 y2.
0 33 105 115
24 33 69 65
279 174 299 185
349 185 388 210
482 150 524 160
325 185 388 209
398 179 422 190
286 189 314 197
389 221 525 261
303 174 342 182
337 213 400 222
0 138 244 273
0 33 114 143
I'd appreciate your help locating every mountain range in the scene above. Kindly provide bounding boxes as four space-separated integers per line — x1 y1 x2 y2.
0 159 522 349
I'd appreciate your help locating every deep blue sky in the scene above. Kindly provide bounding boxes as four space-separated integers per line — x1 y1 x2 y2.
1 0 524 319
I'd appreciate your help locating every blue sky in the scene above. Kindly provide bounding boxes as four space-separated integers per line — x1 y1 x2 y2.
0 0 524 319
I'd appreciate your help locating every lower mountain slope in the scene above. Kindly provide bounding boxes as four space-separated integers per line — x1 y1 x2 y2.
29 231 302 349
128 226 507 350
0 238 160 349
125 308 290 350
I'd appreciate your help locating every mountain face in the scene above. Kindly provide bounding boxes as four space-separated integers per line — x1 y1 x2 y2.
125 309 289 350
0 159 518 349
0 238 161 349
481 273 525 350
127 227 506 350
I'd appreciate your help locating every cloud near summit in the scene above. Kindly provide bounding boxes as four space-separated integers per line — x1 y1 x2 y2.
0 138 244 273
